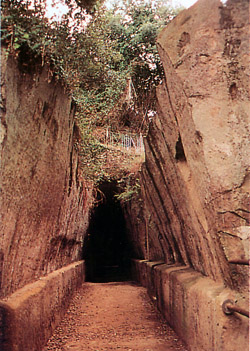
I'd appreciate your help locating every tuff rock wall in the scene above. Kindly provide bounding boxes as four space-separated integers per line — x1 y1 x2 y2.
128 0 249 291
126 0 249 349
0 48 93 299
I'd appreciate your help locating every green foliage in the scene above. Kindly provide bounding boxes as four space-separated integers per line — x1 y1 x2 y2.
76 126 108 183
72 7 128 125
1 0 127 114
1 0 179 187
104 0 179 109
75 73 127 127
1 0 178 116
115 176 141 202
1 1 50 62
75 0 103 11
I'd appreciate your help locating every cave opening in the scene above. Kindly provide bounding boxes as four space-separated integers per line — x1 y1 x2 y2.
82 181 133 283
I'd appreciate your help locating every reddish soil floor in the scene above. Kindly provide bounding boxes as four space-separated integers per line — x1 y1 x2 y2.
43 282 188 351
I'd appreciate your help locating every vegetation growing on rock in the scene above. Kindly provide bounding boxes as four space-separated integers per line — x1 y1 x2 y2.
1 0 180 188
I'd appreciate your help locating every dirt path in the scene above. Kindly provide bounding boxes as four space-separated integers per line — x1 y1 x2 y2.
43 282 188 351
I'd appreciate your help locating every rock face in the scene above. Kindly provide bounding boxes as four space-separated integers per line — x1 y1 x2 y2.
0 0 249 349
126 0 249 349
0 49 93 298
129 0 249 291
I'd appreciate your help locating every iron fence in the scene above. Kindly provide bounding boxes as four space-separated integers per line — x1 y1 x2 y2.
105 128 144 153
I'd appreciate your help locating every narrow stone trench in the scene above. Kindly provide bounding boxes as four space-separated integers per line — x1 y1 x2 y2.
42 182 187 351
43 282 188 351
1 1 249 351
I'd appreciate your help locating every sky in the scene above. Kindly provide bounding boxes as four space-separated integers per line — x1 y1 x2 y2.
46 0 68 19
171 0 197 8
103 0 227 11
104 0 198 10
46 0 200 18
173 0 226 7
46 0 227 20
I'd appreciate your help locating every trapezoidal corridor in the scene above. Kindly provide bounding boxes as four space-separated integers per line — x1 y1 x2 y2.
82 181 133 283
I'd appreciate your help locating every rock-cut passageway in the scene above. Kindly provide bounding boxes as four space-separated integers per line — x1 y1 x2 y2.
42 183 187 350
43 281 188 351
42 182 188 351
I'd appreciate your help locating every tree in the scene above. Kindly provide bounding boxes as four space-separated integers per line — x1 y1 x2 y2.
103 0 179 131
1 0 180 182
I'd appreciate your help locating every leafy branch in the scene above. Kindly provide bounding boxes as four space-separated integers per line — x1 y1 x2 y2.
115 176 141 202
1 0 180 186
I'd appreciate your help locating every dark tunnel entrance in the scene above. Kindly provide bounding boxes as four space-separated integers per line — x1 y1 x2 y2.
82 181 133 282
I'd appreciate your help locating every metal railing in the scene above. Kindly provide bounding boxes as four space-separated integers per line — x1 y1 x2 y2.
105 128 144 154
222 299 249 318
228 259 249 265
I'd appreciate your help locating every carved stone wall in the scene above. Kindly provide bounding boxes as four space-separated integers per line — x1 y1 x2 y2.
0 49 93 298
135 0 249 291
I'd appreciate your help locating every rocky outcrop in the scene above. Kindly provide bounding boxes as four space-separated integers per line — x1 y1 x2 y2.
0 1 248 350
132 0 249 291
0 49 93 298
126 1 249 349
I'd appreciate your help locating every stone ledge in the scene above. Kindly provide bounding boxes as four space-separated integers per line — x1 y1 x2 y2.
0 261 85 351
132 259 249 351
